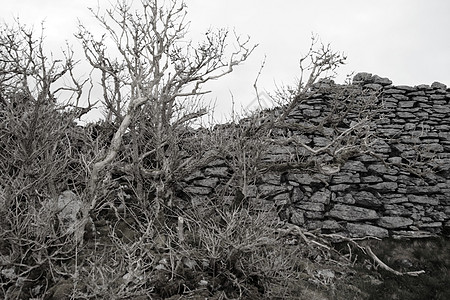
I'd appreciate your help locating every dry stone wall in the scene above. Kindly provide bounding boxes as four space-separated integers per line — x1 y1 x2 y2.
180 73 450 239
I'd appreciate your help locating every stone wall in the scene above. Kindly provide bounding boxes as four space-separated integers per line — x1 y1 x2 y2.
179 73 450 238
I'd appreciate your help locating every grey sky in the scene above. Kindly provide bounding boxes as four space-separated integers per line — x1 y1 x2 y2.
1 0 449 122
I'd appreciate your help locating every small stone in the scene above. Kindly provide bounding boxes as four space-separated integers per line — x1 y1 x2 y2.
258 184 288 197
353 72 373 84
347 223 389 238
184 186 211 195
431 82 447 90
408 195 439 205
193 177 220 188
329 204 378 221
334 194 355 204
297 202 325 212
353 191 382 208
377 216 413 229
310 189 331 204
364 83 383 91
204 167 229 178
372 75 392 86
290 210 305 225
341 161 367 172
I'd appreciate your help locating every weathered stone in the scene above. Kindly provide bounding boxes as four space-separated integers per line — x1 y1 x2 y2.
406 185 441 194
418 222 442 228
184 186 212 195
408 195 439 205
353 191 382 208
204 167 229 178
428 211 447 222
291 187 304 203
193 177 220 188
313 136 331 147
383 88 406 94
384 204 412 216
341 160 367 172
398 101 416 108
297 202 325 212
372 75 392 86
377 216 413 229
331 173 360 184
334 194 355 204
55 191 82 234
184 170 204 181
258 184 288 197
364 83 383 91
367 163 397 175
431 82 447 90
304 211 324 219
397 111 416 118
260 173 281 185
288 173 314 185
368 182 398 192
272 193 291 205
353 72 373 84
329 204 378 221
347 223 389 238
303 109 321 117
361 175 383 183
330 184 350 192
322 220 342 230
310 189 331 204
290 210 305 225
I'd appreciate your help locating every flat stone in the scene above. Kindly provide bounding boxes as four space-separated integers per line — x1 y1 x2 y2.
260 173 281 185
329 204 378 221
353 72 373 84
258 184 288 197
367 182 398 192
330 184 350 192
364 83 383 91
361 175 383 183
334 194 355 204
398 101 416 108
288 173 314 185
304 211 324 219
297 202 325 212
291 187 304 203
204 167 229 178
372 75 392 86
383 88 406 94
273 193 291 205
193 177 220 188
347 223 389 238
431 82 447 90
184 186 212 195
341 161 367 172
377 216 413 229
290 210 305 225
418 222 442 228
322 220 342 230
353 191 382 208
408 195 439 205
310 189 331 204
331 173 360 184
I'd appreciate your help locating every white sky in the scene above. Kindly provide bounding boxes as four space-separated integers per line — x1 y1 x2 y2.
1 0 450 122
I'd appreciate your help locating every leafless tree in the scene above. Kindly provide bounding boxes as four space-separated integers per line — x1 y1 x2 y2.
77 0 256 222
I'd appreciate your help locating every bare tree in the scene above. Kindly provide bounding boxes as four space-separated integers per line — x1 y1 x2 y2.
77 0 256 220
0 21 96 298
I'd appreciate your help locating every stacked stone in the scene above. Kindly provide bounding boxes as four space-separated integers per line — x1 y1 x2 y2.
179 73 450 238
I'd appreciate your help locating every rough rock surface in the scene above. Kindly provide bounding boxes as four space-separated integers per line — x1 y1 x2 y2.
173 73 450 237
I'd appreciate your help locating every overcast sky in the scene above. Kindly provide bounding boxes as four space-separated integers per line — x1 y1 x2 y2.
1 0 450 122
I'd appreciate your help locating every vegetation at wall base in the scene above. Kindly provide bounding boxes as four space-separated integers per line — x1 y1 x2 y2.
1 0 449 299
